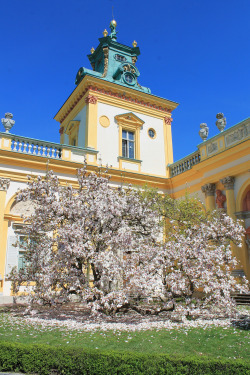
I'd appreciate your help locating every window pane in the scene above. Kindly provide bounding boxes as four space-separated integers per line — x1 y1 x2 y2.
18 252 26 271
122 139 127 157
129 141 134 159
122 130 127 139
128 132 134 140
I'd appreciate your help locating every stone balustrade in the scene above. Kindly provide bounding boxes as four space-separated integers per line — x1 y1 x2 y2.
199 117 249 159
11 135 62 158
169 151 201 177
0 132 98 163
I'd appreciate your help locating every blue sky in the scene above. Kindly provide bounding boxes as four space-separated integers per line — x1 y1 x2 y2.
1 0 249 161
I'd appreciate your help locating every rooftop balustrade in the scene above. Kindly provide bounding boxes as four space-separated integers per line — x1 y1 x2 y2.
169 151 201 177
0 132 98 163
169 117 249 177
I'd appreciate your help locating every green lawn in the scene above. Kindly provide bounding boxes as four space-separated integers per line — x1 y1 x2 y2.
0 310 249 361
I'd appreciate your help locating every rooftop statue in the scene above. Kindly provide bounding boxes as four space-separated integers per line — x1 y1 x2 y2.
199 123 209 141
216 113 226 132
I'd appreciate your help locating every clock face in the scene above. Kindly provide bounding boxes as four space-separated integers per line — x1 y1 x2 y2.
124 72 135 85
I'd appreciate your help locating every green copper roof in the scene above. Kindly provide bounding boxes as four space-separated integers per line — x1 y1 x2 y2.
75 21 151 94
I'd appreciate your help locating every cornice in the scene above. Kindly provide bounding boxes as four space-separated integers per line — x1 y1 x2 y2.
0 149 170 190
54 76 179 125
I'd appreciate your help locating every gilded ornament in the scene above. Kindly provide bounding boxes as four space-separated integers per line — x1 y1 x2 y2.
103 29 108 37
132 40 137 47
90 47 95 54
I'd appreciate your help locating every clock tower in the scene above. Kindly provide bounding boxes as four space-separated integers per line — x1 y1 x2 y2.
55 20 178 177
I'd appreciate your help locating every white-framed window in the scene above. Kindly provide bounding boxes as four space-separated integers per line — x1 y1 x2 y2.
122 130 135 159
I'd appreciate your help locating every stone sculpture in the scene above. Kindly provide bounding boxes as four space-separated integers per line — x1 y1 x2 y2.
216 190 226 209
1 112 15 133
216 113 226 132
199 123 209 141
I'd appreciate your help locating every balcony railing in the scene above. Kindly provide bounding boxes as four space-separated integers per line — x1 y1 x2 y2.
169 151 201 177
0 132 98 162
11 135 62 159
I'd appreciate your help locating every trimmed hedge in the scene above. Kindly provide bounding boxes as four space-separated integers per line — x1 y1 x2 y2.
0 342 249 375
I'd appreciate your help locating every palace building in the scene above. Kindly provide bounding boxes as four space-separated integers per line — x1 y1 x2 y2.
0 20 249 301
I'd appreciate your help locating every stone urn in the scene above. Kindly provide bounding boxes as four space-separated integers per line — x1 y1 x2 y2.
199 123 209 141
1 113 15 133
216 113 226 132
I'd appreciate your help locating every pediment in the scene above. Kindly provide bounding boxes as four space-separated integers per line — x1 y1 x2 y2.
65 120 80 136
115 112 144 129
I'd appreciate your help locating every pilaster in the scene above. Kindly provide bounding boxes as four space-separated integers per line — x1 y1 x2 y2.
85 94 98 150
220 176 236 219
0 178 10 292
201 183 216 210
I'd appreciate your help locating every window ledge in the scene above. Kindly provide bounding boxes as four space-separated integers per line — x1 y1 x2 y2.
118 156 142 163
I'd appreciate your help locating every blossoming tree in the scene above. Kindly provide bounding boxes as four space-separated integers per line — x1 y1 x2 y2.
11 167 248 317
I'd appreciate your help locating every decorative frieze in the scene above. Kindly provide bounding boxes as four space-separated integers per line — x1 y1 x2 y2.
201 183 216 197
0 178 10 191
225 123 249 147
221 176 235 190
84 95 98 105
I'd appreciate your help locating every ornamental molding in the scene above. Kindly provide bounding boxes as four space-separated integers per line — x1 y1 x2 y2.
59 126 64 135
220 176 235 190
115 112 144 129
164 117 173 125
84 95 98 105
55 79 176 124
0 178 10 191
201 183 216 197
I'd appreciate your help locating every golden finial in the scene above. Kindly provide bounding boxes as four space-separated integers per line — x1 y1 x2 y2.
103 29 108 37
110 19 117 28
90 47 95 54
132 40 137 48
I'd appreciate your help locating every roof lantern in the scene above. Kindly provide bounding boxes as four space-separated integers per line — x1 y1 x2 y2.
75 20 151 93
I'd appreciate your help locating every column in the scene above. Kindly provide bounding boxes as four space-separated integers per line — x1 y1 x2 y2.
220 176 236 219
201 183 216 210
221 176 242 267
85 94 98 150
0 178 10 292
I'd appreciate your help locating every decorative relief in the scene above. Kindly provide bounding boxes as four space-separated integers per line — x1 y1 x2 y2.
207 142 218 155
216 190 226 209
164 117 173 125
0 178 10 191
225 124 249 147
84 95 97 105
132 56 137 64
220 176 235 190
59 127 64 135
10 200 36 217
201 183 216 197
99 115 110 128
102 47 109 78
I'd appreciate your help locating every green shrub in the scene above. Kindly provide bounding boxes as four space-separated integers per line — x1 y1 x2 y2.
0 342 249 375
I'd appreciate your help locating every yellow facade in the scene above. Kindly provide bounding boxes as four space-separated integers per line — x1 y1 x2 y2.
0 27 249 300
